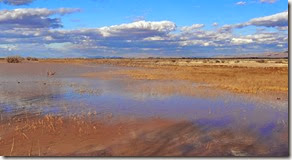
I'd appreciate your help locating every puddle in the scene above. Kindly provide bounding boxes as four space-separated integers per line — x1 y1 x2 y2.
0 63 288 156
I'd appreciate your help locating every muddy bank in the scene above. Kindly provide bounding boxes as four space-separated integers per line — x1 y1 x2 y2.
0 113 171 156
0 114 288 156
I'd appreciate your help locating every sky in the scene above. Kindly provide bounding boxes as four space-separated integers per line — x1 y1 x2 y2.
0 0 288 58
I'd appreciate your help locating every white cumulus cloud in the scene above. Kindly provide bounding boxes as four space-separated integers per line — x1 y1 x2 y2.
260 0 277 3
236 1 247 5
180 24 205 32
0 8 80 29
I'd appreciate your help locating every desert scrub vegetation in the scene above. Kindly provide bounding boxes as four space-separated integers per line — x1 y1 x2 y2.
6 56 24 63
256 59 266 63
275 60 287 64
26 57 39 61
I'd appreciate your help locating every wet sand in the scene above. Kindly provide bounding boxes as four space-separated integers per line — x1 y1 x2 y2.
0 59 288 156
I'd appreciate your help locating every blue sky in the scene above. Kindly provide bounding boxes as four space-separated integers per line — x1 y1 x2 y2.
0 0 288 57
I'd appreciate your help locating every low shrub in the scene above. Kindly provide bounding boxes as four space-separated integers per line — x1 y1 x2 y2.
256 60 266 63
6 56 23 63
26 57 39 61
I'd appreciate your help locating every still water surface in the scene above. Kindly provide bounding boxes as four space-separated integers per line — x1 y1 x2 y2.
0 63 288 152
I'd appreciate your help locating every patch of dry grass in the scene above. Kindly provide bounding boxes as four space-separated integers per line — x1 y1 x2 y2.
124 67 287 93
82 60 288 94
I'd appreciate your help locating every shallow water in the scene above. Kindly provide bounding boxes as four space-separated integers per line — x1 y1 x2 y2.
0 63 288 155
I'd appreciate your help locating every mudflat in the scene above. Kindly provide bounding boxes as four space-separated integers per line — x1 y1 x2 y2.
0 59 288 156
